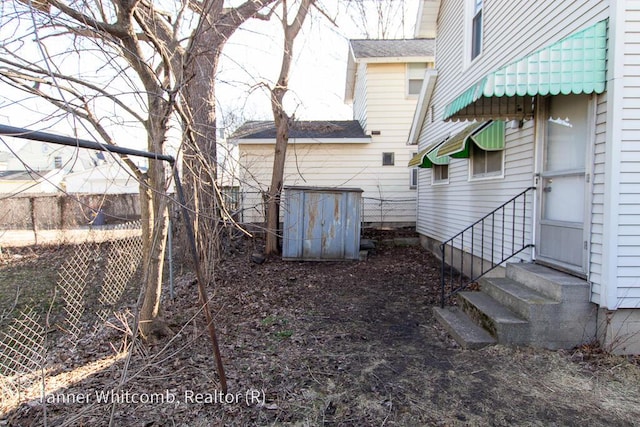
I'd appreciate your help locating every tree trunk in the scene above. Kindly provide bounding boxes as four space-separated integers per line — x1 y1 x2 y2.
138 97 171 338
264 0 314 255
182 35 224 284
265 105 289 255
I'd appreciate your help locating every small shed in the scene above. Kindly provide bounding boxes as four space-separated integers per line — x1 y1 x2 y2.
282 186 362 261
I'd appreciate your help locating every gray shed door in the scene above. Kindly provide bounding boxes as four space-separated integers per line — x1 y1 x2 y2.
303 191 344 259
283 188 361 261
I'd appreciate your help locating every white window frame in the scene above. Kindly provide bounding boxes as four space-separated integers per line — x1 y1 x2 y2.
410 167 418 189
410 152 419 189
431 164 450 185
469 143 504 181
464 0 484 67
406 63 431 98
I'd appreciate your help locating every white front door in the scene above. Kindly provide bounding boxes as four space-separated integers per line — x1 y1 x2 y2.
536 94 592 275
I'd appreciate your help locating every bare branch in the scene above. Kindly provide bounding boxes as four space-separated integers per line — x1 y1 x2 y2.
0 58 146 124
0 69 143 179
312 2 337 28
46 0 129 37
254 0 283 21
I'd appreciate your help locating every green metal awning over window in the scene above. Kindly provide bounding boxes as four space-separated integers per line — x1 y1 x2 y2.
436 122 484 158
443 19 608 121
436 121 505 158
408 136 450 168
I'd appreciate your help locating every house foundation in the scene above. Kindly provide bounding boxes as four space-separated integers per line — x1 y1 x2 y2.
597 309 640 355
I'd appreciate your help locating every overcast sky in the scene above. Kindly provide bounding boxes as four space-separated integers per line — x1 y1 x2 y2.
0 1 418 156
217 1 419 126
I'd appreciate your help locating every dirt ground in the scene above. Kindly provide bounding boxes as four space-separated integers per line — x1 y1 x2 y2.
1 230 640 426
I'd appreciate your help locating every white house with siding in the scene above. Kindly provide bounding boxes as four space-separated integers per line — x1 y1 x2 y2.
410 0 640 353
232 39 434 227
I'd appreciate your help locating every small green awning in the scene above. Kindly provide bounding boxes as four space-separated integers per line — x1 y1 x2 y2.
436 121 505 158
436 122 485 158
408 137 450 168
443 19 608 121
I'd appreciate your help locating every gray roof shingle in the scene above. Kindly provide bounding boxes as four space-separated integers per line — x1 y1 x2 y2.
232 120 368 140
350 39 435 59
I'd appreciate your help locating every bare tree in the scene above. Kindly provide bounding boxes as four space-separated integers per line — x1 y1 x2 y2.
263 0 318 255
0 0 275 339
342 0 409 39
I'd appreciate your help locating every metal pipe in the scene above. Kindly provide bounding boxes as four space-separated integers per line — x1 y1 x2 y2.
440 243 445 308
167 216 174 299
0 124 174 164
1 123 227 393
172 169 227 394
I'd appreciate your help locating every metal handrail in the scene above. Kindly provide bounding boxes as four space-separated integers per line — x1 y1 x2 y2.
439 187 536 307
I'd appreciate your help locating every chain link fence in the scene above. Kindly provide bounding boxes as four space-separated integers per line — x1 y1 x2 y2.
0 217 143 413
0 186 413 417
237 190 416 229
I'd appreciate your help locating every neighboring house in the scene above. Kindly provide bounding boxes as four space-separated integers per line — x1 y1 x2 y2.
232 38 435 227
409 0 640 353
64 160 140 194
0 137 141 194
4 139 99 172
0 169 64 194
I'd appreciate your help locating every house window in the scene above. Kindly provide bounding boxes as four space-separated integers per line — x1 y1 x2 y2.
410 152 418 188
471 0 483 60
54 156 62 169
407 63 430 96
470 143 502 178
432 164 449 184
382 152 395 166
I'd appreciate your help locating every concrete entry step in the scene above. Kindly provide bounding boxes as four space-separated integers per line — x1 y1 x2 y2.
506 263 590 302
433 306 496 349
458 291 529 344
480 276 558 321
435 263 597 350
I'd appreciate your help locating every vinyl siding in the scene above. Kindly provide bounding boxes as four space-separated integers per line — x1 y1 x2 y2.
416 0 608 267
617 3 640 308
239 142 417 224
239 62 425 225
418 123 535 265
590 94 608 304
353 63 367 129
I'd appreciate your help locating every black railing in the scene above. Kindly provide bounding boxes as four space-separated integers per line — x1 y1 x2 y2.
439 187 536 307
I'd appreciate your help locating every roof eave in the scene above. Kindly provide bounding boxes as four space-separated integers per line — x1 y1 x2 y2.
236 137 372 145
414 0 442 38
407 69 438 145
356 55 435 64
344 46 357 104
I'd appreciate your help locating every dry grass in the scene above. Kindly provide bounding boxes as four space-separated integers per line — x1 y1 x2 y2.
1 233 640 426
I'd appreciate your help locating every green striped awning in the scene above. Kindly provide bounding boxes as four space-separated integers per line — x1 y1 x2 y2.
436 122 485 158
408 149 428 167
408 137 450 168
443 19 608 121
436 121 505 158
470 120 505 151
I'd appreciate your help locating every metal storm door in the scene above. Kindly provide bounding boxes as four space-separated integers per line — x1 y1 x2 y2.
536 94 591 275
